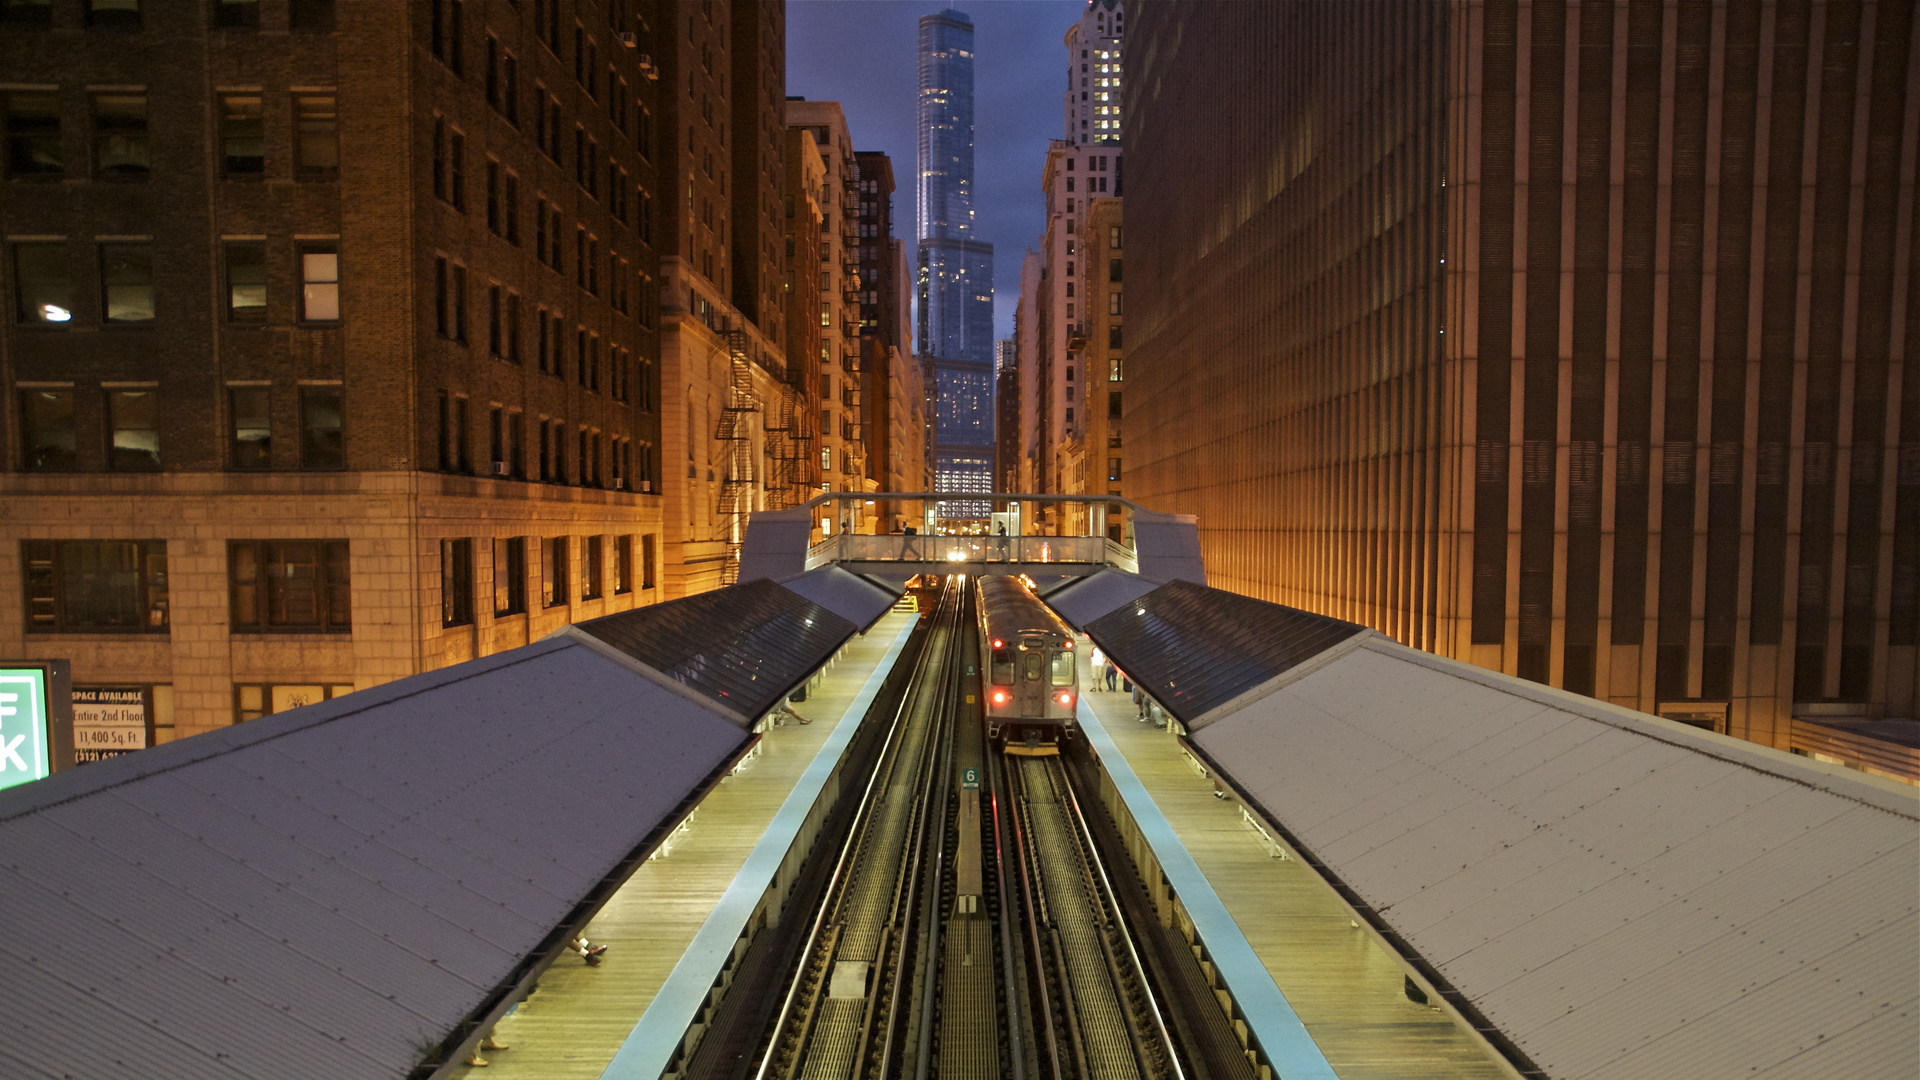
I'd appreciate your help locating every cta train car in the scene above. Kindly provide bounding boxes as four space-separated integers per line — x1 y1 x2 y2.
977 575 1080 755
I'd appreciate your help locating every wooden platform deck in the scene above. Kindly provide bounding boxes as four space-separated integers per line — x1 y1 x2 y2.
1078 652 1512 1080
451 612 917 1079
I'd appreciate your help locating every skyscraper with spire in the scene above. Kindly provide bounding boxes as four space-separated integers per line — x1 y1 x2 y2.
916 8 995 513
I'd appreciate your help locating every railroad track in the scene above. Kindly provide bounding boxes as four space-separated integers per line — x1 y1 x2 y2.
1001 754 1183 1080
725 578 1214 1080
756 581 967 1080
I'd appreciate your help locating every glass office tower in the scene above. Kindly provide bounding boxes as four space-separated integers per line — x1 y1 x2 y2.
916 8 995 516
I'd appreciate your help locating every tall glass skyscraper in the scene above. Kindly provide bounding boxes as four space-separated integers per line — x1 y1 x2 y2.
916 9 995 513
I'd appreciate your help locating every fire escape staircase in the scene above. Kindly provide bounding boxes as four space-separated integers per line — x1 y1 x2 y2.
715 324 757 586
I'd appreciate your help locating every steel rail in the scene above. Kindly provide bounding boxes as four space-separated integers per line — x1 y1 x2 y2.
1057 757 1185 1080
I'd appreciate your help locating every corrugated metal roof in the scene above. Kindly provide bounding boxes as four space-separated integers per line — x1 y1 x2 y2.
1043 568 1163 629
572 578 857 723
0 638 749 1080
1193 635 1920 1080
775 565 905 632
1082 579 1366 725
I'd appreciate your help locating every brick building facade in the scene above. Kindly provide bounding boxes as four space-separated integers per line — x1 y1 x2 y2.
1 0 665 741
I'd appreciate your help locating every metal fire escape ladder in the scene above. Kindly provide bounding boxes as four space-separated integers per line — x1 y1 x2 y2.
715 324 758 585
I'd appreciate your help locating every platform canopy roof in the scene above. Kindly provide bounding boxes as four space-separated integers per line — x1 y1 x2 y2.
1079 575 1920 1080
0 576 888 1080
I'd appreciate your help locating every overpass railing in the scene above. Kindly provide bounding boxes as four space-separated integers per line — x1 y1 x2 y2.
805 534 1138 574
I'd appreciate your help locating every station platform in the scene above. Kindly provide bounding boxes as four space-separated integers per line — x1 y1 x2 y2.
450 611 918 1079
1073 641 1510 1080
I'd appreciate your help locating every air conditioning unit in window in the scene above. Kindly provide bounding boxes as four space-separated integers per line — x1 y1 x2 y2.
491 462 510 477
640 480 654 493
637 54 659 80
618 31 638 48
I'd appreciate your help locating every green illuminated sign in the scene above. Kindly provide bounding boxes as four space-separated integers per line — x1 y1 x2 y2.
0 668 52 791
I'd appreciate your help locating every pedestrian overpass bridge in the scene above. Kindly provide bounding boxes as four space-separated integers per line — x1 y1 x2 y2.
737 492 1206 584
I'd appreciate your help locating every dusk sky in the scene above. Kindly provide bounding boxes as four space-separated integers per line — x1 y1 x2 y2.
787 0 1087 343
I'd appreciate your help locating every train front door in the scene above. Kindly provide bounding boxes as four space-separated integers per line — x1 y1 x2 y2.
1017 638 1048 717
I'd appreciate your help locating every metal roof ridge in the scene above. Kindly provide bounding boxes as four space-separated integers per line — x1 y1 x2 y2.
1183 628 1381 731
548 625 756 730
1358 636 1920 819
0 637 584 823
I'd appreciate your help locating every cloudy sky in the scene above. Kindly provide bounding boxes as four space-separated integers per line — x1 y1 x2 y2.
787 0 1086 342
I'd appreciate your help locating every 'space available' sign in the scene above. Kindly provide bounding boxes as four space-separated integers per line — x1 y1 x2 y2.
72 688 147 763
0 668 52 792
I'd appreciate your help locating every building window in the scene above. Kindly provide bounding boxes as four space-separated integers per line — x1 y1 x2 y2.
1108 324 1122 350
487 283 503 356
12 242 70 324
441 538 474 627
581 535 604 600
99 243 154 323
1108 291 1122 316
1109 457 1122 482
106 388 160 471
233 683 353 723
294 95 338 178
225 242 266 321
229 540 351 632
5 92 61 177
92 92 149 177
449 129 467 211
213 0 258 28
23 540 169 632
17 389 74 469
300 386 344 468
299 244 340 321
1109 225 1122 249
1109 259 1122 282
432 116 447 199
502 53 519 125
615 534 633 594
493 536 526 616
505 292 522 363
221 95 264 176
86 0 141 29
431 0 463 74
1109 355 1124 382
507 411 524 477
288 0 334 32
504 172 520 243
486 160 501 233
541 536 569 606
229 385 271 469
443 260 467 341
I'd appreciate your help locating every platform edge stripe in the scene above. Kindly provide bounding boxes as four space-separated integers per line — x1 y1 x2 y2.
598 617 918 1080
1075 700 1342 1080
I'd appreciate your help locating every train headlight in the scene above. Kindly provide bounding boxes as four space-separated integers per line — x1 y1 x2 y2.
1057 691 1074 706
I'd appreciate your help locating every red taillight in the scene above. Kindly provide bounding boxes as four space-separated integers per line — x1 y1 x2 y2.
992 638 1004 649
991 690 1009 704
1057 691 1074 706
1063 640 1074 649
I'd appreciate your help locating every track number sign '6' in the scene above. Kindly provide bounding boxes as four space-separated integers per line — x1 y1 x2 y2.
0 670 51 792
960 767 980 791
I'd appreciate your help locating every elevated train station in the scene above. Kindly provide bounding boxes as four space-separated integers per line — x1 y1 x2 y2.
0 499 1913 1080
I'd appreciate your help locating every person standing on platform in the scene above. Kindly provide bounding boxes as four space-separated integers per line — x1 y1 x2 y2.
1106 664 1119 692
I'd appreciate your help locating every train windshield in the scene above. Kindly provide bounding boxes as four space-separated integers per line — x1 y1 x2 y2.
1022 652 1044 681
1050 651 1075 686
991 649 1014 684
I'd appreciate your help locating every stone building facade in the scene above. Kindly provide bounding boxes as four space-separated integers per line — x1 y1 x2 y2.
0 0 666 741
1124 0 1918 761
